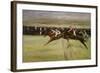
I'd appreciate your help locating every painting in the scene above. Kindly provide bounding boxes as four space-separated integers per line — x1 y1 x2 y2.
11 1 98 72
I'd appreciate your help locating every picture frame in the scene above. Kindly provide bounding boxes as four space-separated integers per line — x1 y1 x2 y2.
11 1 98 72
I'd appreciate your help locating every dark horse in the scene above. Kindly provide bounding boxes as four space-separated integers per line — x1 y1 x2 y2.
63 29 89 49
43 29 63 45
43 28 89 49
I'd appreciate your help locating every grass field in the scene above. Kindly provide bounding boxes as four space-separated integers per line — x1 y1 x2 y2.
23 35 91 62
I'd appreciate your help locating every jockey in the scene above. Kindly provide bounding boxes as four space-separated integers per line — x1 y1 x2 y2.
51 29 61 37
51 29 56 34
68 26 76 36
55 29 61 37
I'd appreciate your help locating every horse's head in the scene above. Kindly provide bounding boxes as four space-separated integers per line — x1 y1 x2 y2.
42 29 55 38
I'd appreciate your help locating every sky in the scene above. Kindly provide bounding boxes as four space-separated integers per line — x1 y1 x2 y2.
23 10 91 27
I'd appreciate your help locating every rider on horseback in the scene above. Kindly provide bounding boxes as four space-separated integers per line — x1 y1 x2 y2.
68 26 76 36
55 29 61 37
51 28 61 37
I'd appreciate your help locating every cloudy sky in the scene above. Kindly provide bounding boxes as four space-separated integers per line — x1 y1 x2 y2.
23 10 91 27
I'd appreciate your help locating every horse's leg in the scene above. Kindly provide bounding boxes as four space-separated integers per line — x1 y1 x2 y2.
63 37 70 48
44 38 54 46
66 39 71 48
79 40 88 49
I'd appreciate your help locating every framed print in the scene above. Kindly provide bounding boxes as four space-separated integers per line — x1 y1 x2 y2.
11 1 98 72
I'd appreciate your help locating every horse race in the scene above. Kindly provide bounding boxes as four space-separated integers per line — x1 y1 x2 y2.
23 10 91 62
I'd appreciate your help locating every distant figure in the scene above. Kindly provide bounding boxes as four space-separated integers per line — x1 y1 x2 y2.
51 29 61 37
68 26 76 36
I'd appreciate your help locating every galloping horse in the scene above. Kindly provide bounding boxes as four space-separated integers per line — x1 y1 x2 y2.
63 29 89 49
43 28 89 49
43 29 63 45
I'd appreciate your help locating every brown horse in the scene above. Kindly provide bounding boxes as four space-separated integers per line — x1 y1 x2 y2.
43 29 63 45
43 29 89 49
63 29 88 49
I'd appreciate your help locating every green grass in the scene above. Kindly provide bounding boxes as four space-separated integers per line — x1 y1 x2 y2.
23 35 91 62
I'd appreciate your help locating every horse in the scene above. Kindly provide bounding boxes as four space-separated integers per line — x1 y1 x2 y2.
63 29 89 49
43 29 63 45
43 28 89 49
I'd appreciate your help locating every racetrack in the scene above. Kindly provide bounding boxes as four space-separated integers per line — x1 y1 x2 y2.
23 35 91 62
